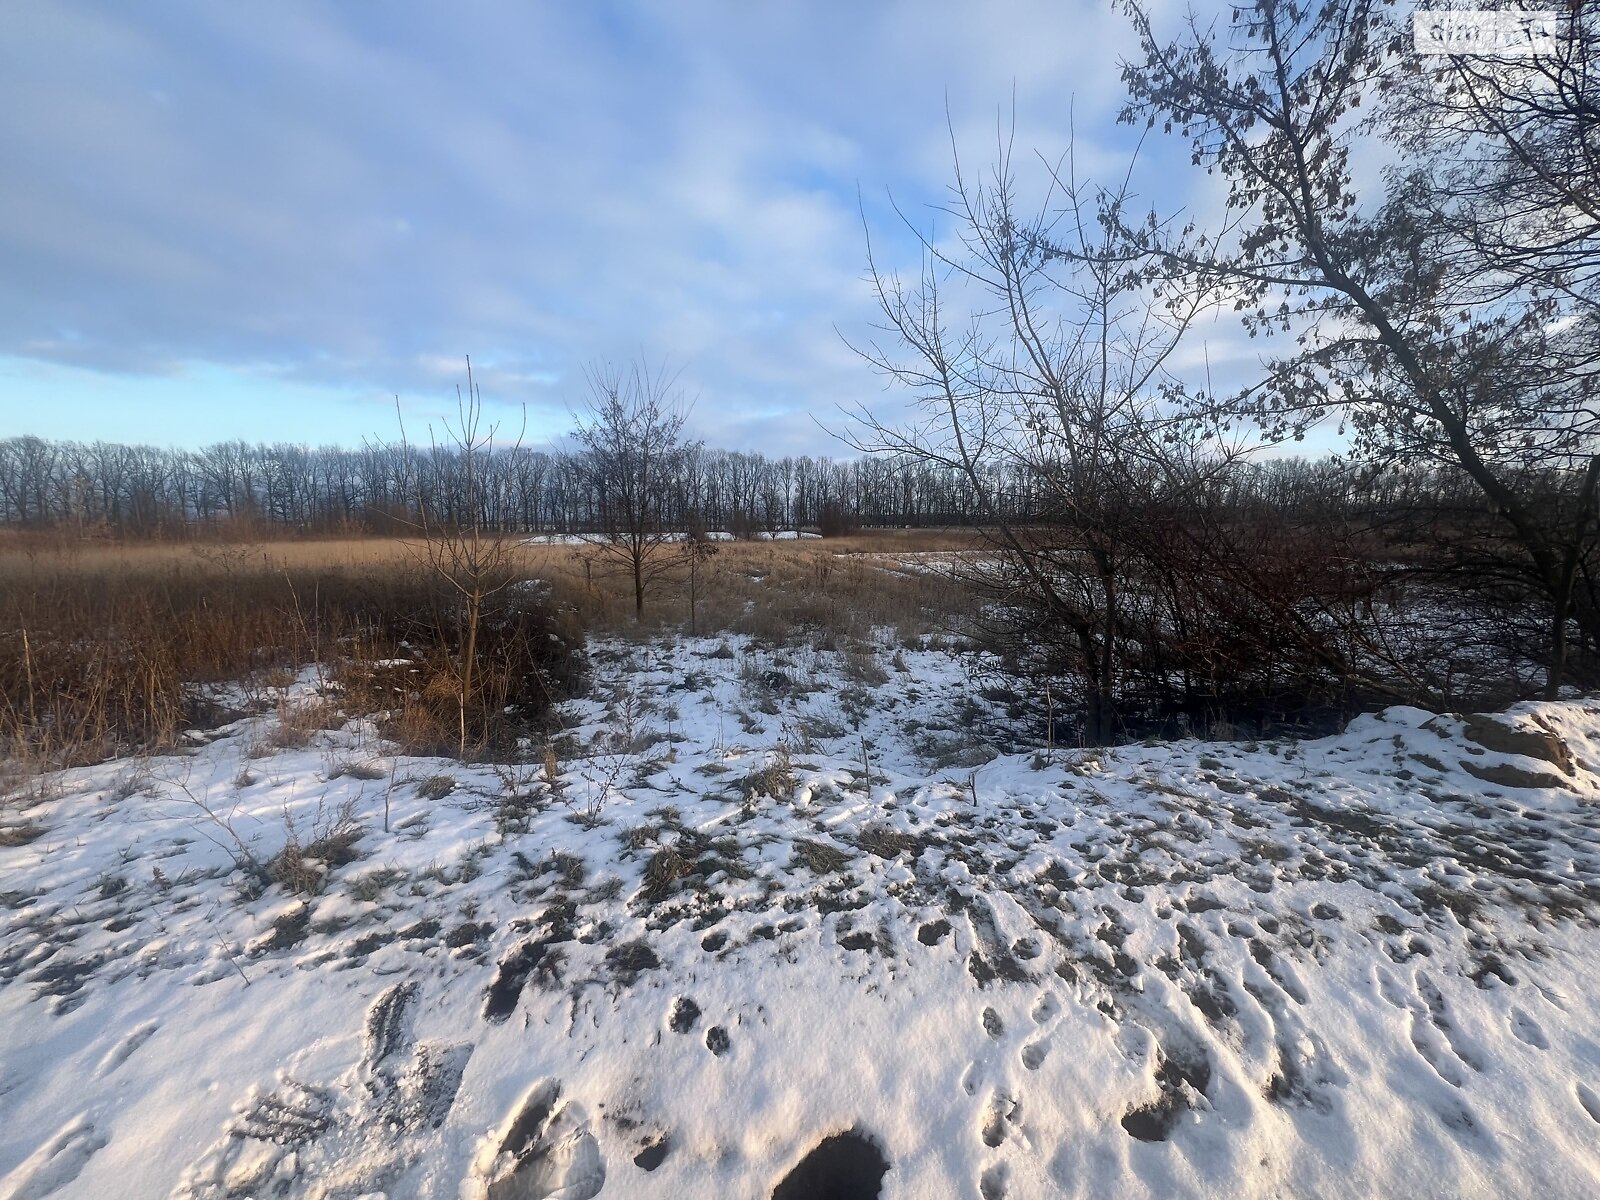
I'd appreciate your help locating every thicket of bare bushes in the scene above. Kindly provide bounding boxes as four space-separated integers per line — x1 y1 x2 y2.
850 0 1600 740
0 556 584 772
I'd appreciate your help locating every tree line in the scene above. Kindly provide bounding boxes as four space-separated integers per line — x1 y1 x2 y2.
0 429 1489 540
0 433 963 535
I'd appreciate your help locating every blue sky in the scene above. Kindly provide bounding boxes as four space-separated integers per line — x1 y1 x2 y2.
0 0 1262 454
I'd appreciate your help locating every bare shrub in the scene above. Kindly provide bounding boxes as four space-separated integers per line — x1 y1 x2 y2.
818 501 855 539
416 774 456 801
393 358 535 756
265 799 364 897
735 747 795 804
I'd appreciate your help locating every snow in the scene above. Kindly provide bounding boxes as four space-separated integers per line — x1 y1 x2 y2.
3 637 1600 1198
839 550 977 578
522 531 757 546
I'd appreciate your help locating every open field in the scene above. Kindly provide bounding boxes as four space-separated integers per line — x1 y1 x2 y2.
7 0 1600 1196
0 531 985 775
3 534 1600 1199
3 625 1600 1198
0 528 984 636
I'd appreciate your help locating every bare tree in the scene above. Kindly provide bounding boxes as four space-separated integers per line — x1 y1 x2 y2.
847 121 1223 742
1393 9 1600 312
1118 0 1600 696
681 516 721 636
571 359 698 620
397 358 527 756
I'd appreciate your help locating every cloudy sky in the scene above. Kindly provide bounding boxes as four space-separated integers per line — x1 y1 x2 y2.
0 0 1242 454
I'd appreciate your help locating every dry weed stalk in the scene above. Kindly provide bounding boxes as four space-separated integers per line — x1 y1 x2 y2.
393 358 529 757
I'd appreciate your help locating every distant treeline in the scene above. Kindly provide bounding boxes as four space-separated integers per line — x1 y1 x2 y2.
0 433 1517 538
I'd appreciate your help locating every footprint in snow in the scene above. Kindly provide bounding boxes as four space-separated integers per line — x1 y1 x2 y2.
1577 1084 1600 1126
771 1131 888 1200
979 1162 1010 1199
178 1076 335 1197
668 997 701 1034
960 1061 982 1097
1433 1095 1485 1144
981 1092 1020 1148
1020 1038 1051 1071
1375 968 1410 1011
177 983 470 1200
1247 939 1309 1006
632 1136 670 1172
364 980 417 1065
0 1114 108 1200
96 1020 159 1076
1510 1009 1549 1050
1409 1012 1467 1089
474 1080 605 1200
1416 972 1484 1074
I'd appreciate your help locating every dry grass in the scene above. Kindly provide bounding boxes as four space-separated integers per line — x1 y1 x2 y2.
0 821 45 847
0 533 421 579
642 845 695 901
792 837 851 874
514 530 979 643
0 527 982 576
0 539 583 772
734 749 796 803
264 799 365 896
854 824 929 859
0 528 977 780
0 529 979 640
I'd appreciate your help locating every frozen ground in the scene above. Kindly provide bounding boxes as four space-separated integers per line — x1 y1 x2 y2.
520 531 817 545
3 634 1600 1199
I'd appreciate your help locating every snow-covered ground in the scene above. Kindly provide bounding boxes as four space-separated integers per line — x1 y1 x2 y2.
3 634 1600 1199
520 531 817 546
838 550 976 578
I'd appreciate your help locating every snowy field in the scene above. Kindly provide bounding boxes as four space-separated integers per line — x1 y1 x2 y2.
3 634 1600 1198
520 531 820 545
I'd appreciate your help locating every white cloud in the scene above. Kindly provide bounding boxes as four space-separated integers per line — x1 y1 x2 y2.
0 0 1213 454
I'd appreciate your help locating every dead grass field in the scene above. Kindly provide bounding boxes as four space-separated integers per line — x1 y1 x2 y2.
0 527 982 636
0 529 982 771
513 530 981 640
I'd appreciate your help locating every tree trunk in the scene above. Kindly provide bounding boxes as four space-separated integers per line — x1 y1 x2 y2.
1093 552 1118 745
1079 624 1115 747
1544 455 1600 700
460 591 480 758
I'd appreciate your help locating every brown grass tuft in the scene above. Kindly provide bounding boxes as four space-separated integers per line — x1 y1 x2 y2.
642 845 694 900
792 837 851 873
